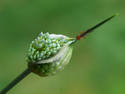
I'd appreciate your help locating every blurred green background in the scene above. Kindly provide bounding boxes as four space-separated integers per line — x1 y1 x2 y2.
0 0 125 94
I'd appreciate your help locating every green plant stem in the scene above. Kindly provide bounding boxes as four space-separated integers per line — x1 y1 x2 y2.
0 68 31 94
76 14 118 40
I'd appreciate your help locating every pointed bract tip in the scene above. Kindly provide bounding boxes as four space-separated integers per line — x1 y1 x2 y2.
75 14 118 40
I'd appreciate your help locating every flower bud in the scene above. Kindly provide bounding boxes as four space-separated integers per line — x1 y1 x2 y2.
27 32 75 76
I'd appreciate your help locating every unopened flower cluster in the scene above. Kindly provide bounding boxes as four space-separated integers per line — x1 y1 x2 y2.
27 32 69 63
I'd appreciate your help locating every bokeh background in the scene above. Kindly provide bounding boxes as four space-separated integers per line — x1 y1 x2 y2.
0 0 125 94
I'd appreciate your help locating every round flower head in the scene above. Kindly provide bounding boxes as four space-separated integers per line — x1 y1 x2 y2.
27 32 75 76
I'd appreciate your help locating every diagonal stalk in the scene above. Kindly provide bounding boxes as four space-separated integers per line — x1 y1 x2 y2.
76 14 118 40
0 14 118 94
0 68 31 94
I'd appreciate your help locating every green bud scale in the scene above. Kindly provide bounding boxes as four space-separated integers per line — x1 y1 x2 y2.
27 32 75 76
